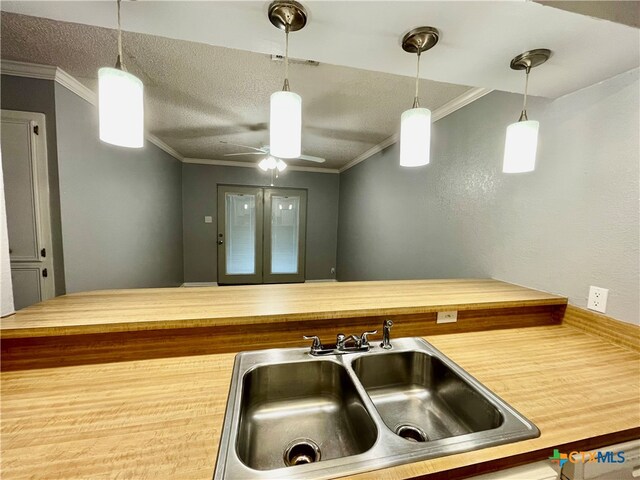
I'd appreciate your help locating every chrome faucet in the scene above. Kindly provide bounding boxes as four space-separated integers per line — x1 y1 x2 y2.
336 333 355 351
380 319 393 349
304 330 377 356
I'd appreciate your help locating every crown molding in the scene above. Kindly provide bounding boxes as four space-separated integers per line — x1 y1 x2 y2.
146 134 185 162
1 60 97 105
183 157 339 174
1 60 187 163
339 86 493 173
55 68 97 105
339 134 398 173
1 59 57 80
432 86 492 122
1 60 339 172
2 60 490 175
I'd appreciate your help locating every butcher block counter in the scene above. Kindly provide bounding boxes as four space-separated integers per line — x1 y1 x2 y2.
0 279 564 338
1 279 639 479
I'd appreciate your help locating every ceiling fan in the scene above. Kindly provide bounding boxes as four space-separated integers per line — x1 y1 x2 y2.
220 141 326 164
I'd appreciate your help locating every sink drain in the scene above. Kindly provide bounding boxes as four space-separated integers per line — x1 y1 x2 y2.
395 424 429 442
283 438 321 467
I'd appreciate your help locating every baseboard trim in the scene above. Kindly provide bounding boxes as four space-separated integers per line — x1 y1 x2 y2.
562 304 639 353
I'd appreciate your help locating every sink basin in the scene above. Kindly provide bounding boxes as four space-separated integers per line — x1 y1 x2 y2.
352 351 503 443
236 361 377 470
214 337 539 479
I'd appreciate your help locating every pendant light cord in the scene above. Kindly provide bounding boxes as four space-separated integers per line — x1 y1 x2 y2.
282 26 290 91
413 51 421 108
115 0 125 70
519 67 530 121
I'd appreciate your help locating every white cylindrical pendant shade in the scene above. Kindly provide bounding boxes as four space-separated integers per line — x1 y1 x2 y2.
400 107 432 167
503 120 539 173
98 67 144 148
270 91 301 159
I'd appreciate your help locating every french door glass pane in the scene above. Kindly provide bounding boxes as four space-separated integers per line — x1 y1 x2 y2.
225 193 256 274
271 196 300 274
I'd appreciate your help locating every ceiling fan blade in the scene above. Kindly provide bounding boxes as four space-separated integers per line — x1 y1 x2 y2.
298 154 326 163
220 141 267 153
261 145 325 163
224 152 265 157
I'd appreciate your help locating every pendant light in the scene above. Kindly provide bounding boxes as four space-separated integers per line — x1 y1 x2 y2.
399 27 439 167
503 49 551 173
268 1 307 159
98 0 144 148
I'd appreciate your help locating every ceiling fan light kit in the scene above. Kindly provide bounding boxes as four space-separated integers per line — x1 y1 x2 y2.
268 0 307 160
258 156 287 172
98 0 144 148
399 26 439 168
503 48 551 173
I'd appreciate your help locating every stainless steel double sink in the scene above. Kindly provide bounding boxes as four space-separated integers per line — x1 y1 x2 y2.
214 337 539 479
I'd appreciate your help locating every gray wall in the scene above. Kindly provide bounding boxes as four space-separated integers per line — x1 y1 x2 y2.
55 84 184 292
1 75 66 294
182 164 339 282
338 69 639 324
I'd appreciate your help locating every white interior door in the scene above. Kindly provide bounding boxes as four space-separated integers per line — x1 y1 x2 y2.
1 110 55 309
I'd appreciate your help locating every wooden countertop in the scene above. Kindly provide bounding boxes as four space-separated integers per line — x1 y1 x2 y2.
0 279 565 338
2 325 638 479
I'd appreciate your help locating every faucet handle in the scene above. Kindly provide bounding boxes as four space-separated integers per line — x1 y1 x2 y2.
303 335 322 352
360 330 378 346
336 333 363 350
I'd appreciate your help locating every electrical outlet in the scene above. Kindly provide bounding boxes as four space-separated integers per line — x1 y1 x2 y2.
437 311 458 324
587 286 609 314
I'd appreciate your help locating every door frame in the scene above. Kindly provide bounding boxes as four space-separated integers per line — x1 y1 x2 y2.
1 109 55 303
263 187 307 284
216 185 263 285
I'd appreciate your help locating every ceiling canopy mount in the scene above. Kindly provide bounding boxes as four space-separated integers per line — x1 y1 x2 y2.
401 26 439 54
510 49 551 72
268 1 307 32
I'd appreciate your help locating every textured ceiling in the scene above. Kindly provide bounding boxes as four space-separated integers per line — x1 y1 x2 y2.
0 12 472 169
2 1 638 98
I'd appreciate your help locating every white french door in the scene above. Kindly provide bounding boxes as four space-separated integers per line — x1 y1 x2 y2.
217 185 307 285
216 186 263 284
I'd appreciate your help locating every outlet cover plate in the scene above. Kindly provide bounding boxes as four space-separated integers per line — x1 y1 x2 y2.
437 311 458 324
587 286 608 314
